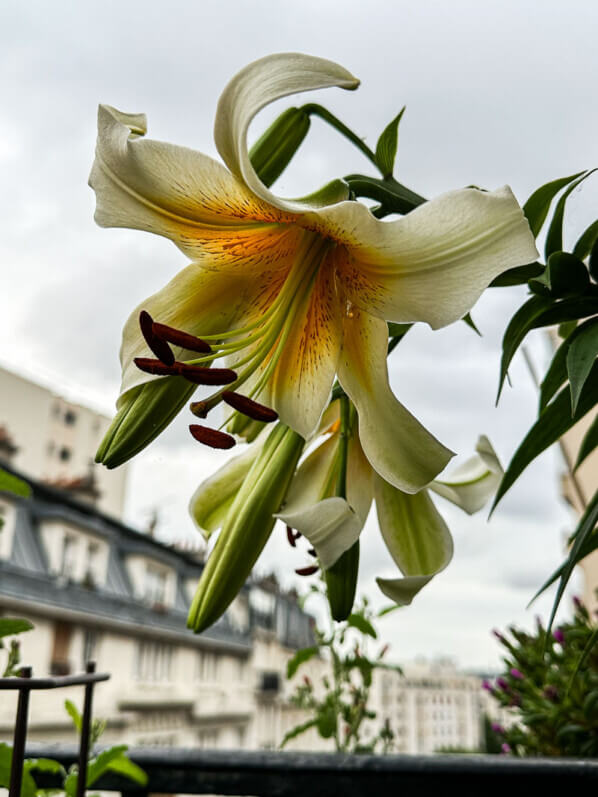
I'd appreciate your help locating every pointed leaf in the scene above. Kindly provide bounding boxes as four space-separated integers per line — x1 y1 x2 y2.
493 361 598 508
528 527 598 605
286 646 319 679
462 312 481 336
498 295 553 400
280 719 318 748
106 755 147 786
64 699 82 733
489 262 543 287
573 219 598 261
575 413 598 469
0 618 33 639
567 318 598 414
347 613 377 639
534 252 590 298
0 469 31 498
523 171 586 238
590 237 598 283
86 746 128 787
375 107 405 177
539 338 569 411
545 170 596 260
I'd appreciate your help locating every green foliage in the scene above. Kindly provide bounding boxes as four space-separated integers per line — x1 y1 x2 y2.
494 168 598 629
375 107 405 178
485 600 598 756
0 618 33 677
281 587 400 753
0 469 31 499
0 698 146 796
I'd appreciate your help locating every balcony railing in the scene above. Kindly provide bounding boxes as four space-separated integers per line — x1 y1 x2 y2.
25 744 598 797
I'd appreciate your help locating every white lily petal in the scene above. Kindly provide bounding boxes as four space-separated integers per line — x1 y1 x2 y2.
374 474 454 605
214 53 359 213
277 496 363 570
328 186 538 329
189 441 264 539
282 435 339 515
429 435 503 514
346 433 374 525
338 308 454 493
91 104 301 268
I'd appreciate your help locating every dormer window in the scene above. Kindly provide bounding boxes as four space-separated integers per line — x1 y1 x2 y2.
60 534 77 579
144 564 167 606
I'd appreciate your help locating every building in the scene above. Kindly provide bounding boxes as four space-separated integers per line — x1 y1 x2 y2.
371 658 483 754
0 364 127 519
0 463 325 751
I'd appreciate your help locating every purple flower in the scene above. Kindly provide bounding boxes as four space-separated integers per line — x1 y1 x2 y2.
492 629 505 641
501 743 512 755
573 595 583 609
553 628 565 644
491 723 505 735
496 677 509 690
510 668 524 680
482 679 493 692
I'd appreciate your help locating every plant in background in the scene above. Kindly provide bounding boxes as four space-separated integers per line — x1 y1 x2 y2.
281 586 400 753
484 598 598 756
0 699 147 796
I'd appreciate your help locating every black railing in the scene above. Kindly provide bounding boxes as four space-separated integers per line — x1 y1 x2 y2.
25 744 598 797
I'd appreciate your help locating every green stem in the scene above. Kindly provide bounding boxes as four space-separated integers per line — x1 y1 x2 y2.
300 103 379 171
335 394 350 499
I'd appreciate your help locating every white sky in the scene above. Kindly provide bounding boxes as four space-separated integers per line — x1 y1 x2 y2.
2 0 597 669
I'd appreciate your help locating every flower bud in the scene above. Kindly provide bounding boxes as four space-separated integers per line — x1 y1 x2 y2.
96 377 195 468
510 667 524 680
187 423 304 633
553 628 565 644
249 107 310 188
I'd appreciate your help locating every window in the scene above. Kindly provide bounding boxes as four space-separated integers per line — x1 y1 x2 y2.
144 564 167 605
196 650 218 681
64 410 77 426
82 629 98 666
59 446 71 462
60 534 77 579
50 622 72 675
84 542 100 587
134 640 175 682
197 729 219 749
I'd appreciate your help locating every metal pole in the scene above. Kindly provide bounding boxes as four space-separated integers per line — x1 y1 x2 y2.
8 666 32 797
76 661 96 797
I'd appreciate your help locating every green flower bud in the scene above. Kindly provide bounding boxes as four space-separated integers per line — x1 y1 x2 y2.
188 423 304 633
249 107 310 188
96 377 195 469
324 539 360 621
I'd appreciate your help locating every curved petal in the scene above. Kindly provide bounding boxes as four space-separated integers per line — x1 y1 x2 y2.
270 255 344 439
277 496 362 570
329 186 538 329
118 263 270 403
282 434 339 513
90 104 302 269
429 435 503 514
338 308 454 492
374 474 453 605
189 439 265 539
214 53 359 213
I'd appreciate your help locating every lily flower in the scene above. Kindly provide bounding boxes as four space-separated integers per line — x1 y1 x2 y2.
91 52 537 492
275 403 502 606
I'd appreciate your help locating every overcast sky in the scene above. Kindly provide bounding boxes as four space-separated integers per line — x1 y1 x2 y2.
2 0 597 670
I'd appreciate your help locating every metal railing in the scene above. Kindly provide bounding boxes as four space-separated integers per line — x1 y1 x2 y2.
24 744 598 797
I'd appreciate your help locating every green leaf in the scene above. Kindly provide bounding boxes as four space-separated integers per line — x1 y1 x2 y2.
347 613 377 639
493 361 598 509
280 718 318 748
545 170 596 260
462 313 481 336
538 338 569 411
567 317 598 414
523 171 586 238
569 630 598 696
590 236 598 283
575 414 598 469
316 705 337 738
25 758 66 777
530 252 590 298
498 295 598 401
0 618 34 639
573 219 598 261
286 646 319 679
63 771 77 797
0 469 31 498
528 527 598 605
489 262 544 287
64 700 82 733
375 107 405 177
86 746 128 787
105 755 147 786
0 745 38 797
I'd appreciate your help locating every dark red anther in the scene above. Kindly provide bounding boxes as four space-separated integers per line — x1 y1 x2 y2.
189 424 236 449
286 526 299 547
222 391 278 422
295 565 319 576
177 363 237 385
134 357 179 376
190 401 210 418
307 548 317 557
139 311 175 366
153 322 212 354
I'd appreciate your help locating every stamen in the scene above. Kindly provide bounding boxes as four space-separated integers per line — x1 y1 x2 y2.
286 526 301 547
295 565 319 576
222 391 278 422
190 401 209 418
177 364 237 385
134 357 179 376
139 311 175 366
153 322 212 354
189 424 236 449
307 548 317 557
